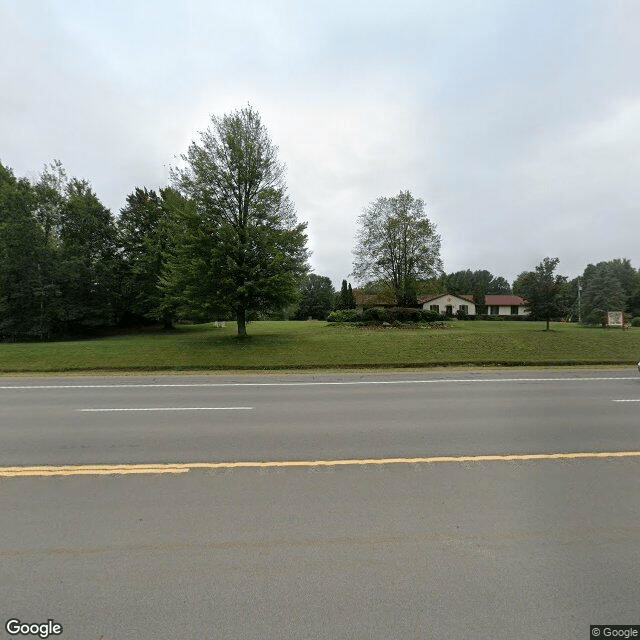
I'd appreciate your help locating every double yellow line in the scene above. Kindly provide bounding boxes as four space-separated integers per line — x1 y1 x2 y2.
2 450 640 477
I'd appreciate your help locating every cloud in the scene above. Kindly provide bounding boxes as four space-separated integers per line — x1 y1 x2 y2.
1 0 639 288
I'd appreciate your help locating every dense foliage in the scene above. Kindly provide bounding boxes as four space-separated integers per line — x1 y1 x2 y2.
512 257 567 329
294 273 335 320
168 106 309 336
352 191 442 306
0 162 122 340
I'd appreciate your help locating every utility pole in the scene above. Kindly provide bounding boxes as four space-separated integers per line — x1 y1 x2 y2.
577 278 582 324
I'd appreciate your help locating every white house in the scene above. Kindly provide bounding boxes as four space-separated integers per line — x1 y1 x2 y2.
420 293 529 317
420 293 475 315
484 295 529 316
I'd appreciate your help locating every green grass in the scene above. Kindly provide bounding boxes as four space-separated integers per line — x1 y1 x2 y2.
0 321 639 373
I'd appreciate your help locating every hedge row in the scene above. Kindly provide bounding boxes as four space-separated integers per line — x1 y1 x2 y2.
327 307 446 323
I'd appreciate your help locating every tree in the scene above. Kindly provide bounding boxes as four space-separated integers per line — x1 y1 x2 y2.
168 106 309 336
55 178 121 332
0 162 49 340
440 269 511 296
295 274 335 320
580 259 638 318
580 264 626 325
335 279 356 310
118 187 180 328
352 191 442 307
512 257 566 330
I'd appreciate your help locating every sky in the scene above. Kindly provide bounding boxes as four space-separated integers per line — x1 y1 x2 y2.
1 0 639 288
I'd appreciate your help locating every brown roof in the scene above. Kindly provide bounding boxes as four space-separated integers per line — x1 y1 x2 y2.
418 293 474 304
352 290 395 307
484 295 526 306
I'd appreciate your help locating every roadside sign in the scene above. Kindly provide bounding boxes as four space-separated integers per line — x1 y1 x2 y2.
607 311 624 327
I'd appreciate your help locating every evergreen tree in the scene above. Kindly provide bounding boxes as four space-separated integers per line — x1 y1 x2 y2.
347 283 356 309
581 264 626 325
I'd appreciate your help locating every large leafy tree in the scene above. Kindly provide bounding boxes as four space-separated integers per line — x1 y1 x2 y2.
168 106 309 336
0 163 50 340
295 273 335 320
352 191 442 306
56 178 120 331
513 257 567 330
118 187 180 328
440 269 511 296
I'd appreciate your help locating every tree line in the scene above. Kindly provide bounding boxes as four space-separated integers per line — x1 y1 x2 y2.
0 106 309 340
513 256 640 328
2 105 639 340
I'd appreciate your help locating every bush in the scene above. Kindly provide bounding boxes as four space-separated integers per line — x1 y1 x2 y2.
327 309 360 323
475 314 533 321
630 316 640 327
362 307 390 323
361 307 445 324
391 307 423 323
419 309 443 322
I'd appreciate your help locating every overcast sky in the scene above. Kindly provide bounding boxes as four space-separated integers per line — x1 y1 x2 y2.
1 0 639 288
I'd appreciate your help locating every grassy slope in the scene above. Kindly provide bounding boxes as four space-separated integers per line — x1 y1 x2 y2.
0 321 639 373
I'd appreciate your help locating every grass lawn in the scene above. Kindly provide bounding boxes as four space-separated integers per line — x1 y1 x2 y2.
0 320 639 374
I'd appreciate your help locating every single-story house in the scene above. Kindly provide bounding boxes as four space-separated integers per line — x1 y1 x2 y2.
419 293 475 315
483 295 529 317
420 293 529 316
353 289 529 316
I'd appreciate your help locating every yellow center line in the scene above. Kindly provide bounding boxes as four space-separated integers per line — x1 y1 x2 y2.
2 450 640 477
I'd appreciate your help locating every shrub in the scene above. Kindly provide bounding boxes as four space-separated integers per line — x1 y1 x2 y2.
476 314 533 321
391 307 423 323
630 316 640 327
362 307 390 323
327 309 360 323
419 309 443 322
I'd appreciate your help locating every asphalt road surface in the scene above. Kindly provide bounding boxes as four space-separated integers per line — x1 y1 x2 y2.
1 368 640 639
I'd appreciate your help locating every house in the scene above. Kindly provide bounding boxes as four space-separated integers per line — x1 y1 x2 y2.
419 293 475 316
483 295 529 317
419 293 529 317
354 289 529 317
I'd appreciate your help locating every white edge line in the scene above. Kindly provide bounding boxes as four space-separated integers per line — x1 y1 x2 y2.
1 376 638 390
78 407 254 412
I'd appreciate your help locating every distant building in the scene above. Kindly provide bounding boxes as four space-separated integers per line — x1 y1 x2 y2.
353 290 529 316
419 293 475 316
483 295 529 317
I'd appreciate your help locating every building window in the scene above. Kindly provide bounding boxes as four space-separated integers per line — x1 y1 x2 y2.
430 305 439 312
459 305 468 314
490 305 500 315
511 306 519 315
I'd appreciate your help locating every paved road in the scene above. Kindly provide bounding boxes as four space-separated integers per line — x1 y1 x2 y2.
1 368 640 465
1 369 640 639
